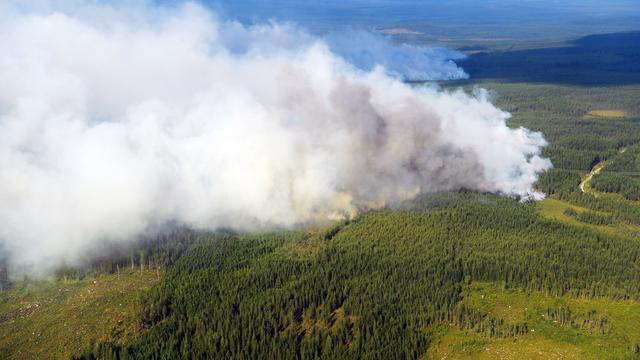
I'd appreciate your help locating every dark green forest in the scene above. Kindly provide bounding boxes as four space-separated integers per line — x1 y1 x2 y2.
76 194 640 359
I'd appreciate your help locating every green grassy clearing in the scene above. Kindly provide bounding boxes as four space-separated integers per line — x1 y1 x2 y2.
586 109 628 118
427 281 640 359
0 269 160 359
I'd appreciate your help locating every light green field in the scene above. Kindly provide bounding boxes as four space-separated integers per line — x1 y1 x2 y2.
537 198 615 232
0 269 160 359
585 109 628 118
427 282 640 359
538 198 591 225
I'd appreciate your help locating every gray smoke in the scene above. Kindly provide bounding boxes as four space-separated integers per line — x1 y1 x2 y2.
0 1 551 276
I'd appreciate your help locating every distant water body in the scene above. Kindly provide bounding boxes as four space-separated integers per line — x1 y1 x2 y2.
185 0 640 32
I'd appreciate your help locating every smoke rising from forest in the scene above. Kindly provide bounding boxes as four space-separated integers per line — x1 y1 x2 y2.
0 1 551 275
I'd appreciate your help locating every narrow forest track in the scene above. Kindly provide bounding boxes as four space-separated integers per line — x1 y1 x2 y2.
579 147 627 194
580 161 607 193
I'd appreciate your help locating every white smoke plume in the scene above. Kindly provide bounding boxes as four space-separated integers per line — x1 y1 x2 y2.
0 1 551 275
325 29 469 81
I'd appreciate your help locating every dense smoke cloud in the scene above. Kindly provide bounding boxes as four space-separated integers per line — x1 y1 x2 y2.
0 1 551 275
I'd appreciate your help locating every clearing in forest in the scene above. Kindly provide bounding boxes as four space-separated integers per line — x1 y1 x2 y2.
0 269 161 360
585 109 627 118
426 282 640 360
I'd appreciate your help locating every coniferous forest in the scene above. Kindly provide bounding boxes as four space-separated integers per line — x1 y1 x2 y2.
71 193 640 359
